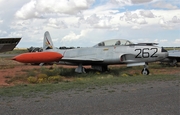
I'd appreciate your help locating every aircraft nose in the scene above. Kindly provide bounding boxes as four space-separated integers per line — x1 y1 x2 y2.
11 57 17 61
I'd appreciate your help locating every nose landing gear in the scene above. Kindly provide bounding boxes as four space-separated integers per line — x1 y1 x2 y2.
141 63 149 75
141 68 149 75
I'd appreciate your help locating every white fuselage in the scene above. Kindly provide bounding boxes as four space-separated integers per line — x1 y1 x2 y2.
48 45 168 66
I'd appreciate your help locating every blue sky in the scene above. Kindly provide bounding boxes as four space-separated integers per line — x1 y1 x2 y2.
0 0 179 48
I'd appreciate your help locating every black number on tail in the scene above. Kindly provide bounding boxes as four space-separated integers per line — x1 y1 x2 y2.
135 48 158 58
150 48 158 57
135 49 141 58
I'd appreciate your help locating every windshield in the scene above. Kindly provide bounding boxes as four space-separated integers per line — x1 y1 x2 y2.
93 39 133 47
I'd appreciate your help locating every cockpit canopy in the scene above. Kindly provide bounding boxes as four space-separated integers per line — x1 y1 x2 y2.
93 39 133 47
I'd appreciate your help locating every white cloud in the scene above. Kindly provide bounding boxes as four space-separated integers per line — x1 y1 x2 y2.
0 30 7 35
0 0 4 4
140 10 155 18
152 1 178 10
135 18 147 24
77 13 121 30
36 0 93 13
124 11 136 21
159 18 171 29
0 0 179 48
153 39 168 45
131 0 154 4
110 0 156 6
174 39 180 42
89 15 114 29
15 0 42 19
47 18 67 29
159 15 180 29
131 25 140 29
173 39 180 45
15 0 95 19
115 9 180 31
10 20 31 30
171 16 180 23
85 14 100 25
8 32 22 37
0 19 3 24
159 39 168 42
110 0 132 6
96 19 111 28
119 10 149 25
61 29 92 42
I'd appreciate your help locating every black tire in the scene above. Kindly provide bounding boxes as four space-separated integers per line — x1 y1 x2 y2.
141 68 149 75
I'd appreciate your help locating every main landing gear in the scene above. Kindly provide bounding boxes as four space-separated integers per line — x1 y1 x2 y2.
170 59 178 67
141 63 149 75
75 63 86 73
75 63 150 75
75 64 108 73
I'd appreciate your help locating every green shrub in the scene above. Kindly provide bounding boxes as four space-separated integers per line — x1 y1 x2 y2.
27 76 37 84
37 74 48 79
48 76 63 83
40 67 60 76
121 73 129 77
37 74 48 83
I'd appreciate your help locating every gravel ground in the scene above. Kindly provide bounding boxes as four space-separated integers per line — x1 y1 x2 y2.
0 80 179 115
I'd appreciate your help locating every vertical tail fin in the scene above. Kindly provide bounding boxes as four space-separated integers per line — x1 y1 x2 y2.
43 31 54 51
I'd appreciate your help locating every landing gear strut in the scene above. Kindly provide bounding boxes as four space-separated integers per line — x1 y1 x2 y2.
75 63 86 73
141 63 149 75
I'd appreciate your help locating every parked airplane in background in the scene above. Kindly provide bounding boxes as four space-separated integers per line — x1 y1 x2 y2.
161 50 180 66
0 37 21 53
12 31 168 75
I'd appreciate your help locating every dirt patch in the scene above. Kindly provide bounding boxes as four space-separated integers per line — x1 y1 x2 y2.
0 57 179 86
0 57 80 86
0 65 38 86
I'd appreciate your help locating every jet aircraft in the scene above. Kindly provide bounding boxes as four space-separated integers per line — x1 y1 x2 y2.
12 31 168 75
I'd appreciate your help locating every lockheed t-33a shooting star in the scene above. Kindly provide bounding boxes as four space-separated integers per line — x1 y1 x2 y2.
12 31 168 75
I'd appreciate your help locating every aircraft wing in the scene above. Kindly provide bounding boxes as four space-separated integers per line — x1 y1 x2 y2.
0 37 21 53
161 50 180 66
168 50 180 58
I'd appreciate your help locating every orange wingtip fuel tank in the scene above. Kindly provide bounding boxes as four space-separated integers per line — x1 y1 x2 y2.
12 52 63 63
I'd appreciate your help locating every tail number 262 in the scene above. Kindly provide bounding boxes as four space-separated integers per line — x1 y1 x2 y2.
135 48 158 58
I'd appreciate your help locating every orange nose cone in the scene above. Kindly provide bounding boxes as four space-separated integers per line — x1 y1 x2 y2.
11 56 19 61
12 52 63 63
